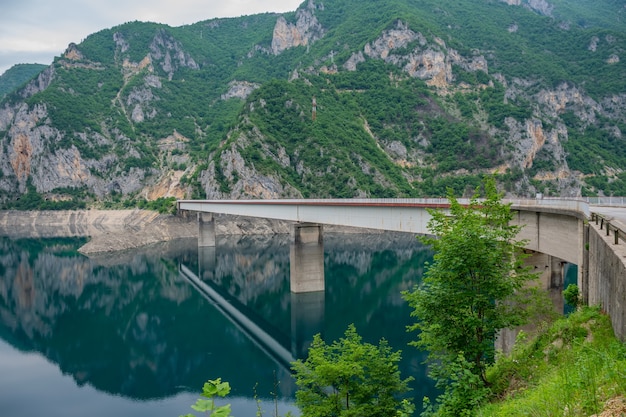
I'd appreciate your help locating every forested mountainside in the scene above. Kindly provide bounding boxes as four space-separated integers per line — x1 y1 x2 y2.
0 64 48 102
0 0 625 209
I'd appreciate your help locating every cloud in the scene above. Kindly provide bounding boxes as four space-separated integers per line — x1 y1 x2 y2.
0 0 303 75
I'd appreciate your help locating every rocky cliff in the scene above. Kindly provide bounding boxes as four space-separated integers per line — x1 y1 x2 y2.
0 0 624 205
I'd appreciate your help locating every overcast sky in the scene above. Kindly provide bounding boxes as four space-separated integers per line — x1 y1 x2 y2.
0 0 303 75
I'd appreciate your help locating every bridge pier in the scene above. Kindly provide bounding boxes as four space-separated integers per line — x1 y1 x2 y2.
496 251 566 354
290 223 325 293
198 212 216 247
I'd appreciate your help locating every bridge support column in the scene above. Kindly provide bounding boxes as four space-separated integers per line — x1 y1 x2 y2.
580 221 590 305
290 223 324 293
496 251 566 354
198 212 215 247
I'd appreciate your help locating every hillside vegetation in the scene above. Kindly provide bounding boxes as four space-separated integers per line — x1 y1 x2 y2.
479 306 626 417
0 63 47 100
0 0 625 208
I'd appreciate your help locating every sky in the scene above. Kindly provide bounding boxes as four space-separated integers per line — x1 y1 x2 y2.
0 0 304 75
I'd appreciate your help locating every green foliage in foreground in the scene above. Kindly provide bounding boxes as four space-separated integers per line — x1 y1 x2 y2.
180 378 232 417
183 325 414 417
479 306 626 417
563 284 582 309
292 324 414 417
403 178 539 416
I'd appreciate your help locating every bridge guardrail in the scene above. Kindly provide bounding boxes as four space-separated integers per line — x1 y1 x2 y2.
584 197 626 207
591 213 625 245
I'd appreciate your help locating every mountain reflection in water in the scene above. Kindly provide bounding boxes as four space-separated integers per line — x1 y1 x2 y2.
0 232 436 416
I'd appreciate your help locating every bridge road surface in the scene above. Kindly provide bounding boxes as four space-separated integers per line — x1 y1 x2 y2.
593 206 626 228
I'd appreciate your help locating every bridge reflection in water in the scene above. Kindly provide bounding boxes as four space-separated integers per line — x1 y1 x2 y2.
176 231 437 393
180 262 324 371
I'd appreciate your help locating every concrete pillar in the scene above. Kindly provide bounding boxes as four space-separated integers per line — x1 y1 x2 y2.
290 223 324 293
496 251 566 354
198 212 215 247
526 251 565 313
580 221 590 304
291 291 325 359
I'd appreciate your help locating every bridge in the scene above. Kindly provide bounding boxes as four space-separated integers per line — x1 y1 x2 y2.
177 198 626 340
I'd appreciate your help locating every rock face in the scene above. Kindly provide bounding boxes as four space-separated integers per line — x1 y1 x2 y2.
201 134 303 200
221 81 260 100
346 21 489 88
149 29 199 79
500 0 554 16
0 0 624 204
527 0 554 16
271 0 324 54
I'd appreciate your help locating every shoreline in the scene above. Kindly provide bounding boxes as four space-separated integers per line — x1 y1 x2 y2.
0 209 380 254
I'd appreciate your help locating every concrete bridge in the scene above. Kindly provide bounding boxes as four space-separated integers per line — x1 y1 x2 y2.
178 198 626 340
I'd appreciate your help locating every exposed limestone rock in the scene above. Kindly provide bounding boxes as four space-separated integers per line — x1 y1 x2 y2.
588 36 600 52
201 128 302 200
121 56 153 80
142 170 188 200
536 83 601 123
344 51 365 71
607 54 620 64
113 32 130 53
363 21 425 60
405 49 451 86
600 94 626 121
18 66 55 99
10 133 32 181
221 81 260 100
347 20 488 88
271 0 324 55
3 104 51 189
63 43 84 61
527 0 554 16
149 29 199 79
384 141 409 163
508 23 519 33
500 0 553 16
131 105 145 123
523 119 548 168
127 86 157 121
505 116 572 190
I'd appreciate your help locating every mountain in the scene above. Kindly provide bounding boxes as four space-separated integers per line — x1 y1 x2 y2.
0 0 625 210
0 64 48 101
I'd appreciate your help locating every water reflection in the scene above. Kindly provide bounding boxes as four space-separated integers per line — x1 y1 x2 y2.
0 232 435 416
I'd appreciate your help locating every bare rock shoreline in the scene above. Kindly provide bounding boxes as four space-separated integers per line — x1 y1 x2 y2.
0 209 382 254
0 209 293 254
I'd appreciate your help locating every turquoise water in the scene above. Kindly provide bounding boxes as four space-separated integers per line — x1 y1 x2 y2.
0 232 436 416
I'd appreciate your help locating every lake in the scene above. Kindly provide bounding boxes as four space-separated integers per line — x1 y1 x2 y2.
0 232 437 416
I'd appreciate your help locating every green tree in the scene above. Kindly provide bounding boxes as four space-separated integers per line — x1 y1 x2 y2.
403 178 537 416
292 324 414 417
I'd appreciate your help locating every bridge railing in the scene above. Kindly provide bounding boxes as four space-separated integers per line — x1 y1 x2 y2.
584 197 626 207
591 213 625 246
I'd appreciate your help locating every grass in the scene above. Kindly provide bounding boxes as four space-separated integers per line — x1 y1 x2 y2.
477 306 626 416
